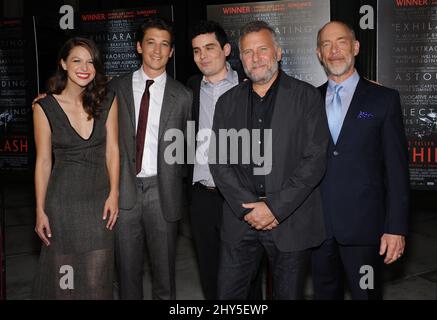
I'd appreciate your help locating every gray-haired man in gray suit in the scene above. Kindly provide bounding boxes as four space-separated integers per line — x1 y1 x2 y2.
109 17 192 300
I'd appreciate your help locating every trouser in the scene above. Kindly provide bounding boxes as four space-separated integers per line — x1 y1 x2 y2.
115 176 178 300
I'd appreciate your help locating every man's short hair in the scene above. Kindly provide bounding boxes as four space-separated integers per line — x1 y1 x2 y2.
136 17 175 47
190 20 229 49
317 21 356 47
238 20 279 50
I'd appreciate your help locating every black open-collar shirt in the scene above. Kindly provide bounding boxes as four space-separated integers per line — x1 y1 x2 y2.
248 70 282 197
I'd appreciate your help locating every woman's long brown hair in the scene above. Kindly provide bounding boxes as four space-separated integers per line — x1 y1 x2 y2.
47 37 107 119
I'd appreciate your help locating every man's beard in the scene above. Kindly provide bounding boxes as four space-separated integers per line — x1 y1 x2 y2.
324 55 355 77
244 58 279 85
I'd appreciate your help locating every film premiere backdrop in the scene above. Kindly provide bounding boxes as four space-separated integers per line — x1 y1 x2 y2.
0 0 436 299
2 0 436 188
377 0 437 190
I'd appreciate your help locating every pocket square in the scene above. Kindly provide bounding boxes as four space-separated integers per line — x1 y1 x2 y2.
357 111 374 120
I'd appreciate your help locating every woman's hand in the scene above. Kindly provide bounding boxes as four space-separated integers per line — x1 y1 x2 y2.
32 93 47 110
103 193 119 230
35 210 52 246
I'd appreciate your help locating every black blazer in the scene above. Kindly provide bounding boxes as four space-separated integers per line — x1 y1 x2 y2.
210 71 329 252
319 78 410 246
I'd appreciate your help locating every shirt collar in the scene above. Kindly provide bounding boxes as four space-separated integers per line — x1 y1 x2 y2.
251 69 282 98
202 62 237 85
328 69 360 92
139 67 167 87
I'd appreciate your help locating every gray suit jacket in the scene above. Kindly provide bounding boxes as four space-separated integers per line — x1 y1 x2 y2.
109 72 192 222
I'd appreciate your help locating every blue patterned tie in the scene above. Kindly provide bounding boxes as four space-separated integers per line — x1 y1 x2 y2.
327 84 343 144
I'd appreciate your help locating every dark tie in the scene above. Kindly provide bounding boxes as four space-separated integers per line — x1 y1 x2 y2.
136 79 154 174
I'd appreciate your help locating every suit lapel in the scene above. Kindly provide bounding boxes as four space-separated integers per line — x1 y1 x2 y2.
336 78 368 145
319 82 328 99
120 73 136 131
319 82 335 145
265 73 291 190
158 76 177 142
270 73 291 153
193 76 202 150
193 76 201 128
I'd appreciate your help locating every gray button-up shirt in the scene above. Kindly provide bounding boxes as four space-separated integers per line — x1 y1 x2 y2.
193 63 239 187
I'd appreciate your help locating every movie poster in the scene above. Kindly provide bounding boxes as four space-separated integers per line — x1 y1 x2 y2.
378 1 437 189
0 19 30 171
207 0 330 87
79 6 174 77
34 5 174 89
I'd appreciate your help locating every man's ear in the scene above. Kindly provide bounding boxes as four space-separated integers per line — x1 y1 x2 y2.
223 43 231 57
276 46 282 62
136 41 142 55
316 48 322 62
169 47 174 58
353 40 360 57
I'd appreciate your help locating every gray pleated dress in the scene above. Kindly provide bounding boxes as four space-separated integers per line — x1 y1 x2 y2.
32 92 115 299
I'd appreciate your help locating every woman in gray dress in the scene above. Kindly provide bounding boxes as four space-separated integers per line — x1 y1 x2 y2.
32 37 119 299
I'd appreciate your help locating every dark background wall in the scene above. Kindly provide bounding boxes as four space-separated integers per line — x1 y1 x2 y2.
0 0 434 210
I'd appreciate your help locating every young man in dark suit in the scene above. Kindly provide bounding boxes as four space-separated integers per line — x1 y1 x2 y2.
210 21 329 300
109 18 192 300
312 21 410 300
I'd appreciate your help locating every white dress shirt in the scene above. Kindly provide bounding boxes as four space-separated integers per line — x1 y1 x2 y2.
132 67 167 177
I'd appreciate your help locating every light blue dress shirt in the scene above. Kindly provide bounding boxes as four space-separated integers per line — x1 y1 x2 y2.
325 70 360 142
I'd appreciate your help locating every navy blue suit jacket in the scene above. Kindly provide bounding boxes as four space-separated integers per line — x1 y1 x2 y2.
319 78 410 246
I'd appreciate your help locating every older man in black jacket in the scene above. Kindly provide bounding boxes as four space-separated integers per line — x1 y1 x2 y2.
210 20 329 300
